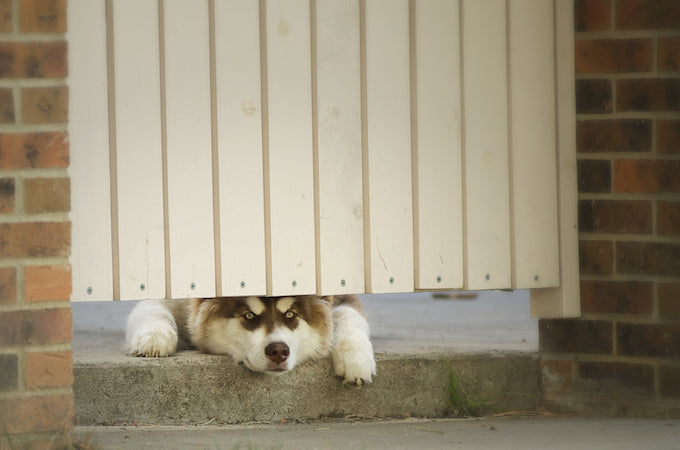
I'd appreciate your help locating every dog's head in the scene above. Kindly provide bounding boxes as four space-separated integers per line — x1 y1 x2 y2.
189 296 333 375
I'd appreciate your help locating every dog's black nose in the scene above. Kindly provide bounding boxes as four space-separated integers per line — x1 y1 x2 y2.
265 342 290 363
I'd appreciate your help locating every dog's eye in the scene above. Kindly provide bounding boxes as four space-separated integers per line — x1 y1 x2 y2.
244 312 255 320
285 311 295 319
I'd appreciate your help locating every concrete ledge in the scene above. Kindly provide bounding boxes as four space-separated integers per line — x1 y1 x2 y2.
74 349 539 425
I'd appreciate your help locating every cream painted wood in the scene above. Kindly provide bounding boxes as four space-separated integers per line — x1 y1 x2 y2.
531 0 581 318
364 0 414 293
68 0 114 301
509 0 559 289
314 0 364 295
461 0 512 290
413 0 463 290
163 0 216 299
112 0 166 300
264 0 316 296
214 0 267 296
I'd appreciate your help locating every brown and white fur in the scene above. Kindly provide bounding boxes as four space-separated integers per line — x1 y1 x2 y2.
125 295 376 385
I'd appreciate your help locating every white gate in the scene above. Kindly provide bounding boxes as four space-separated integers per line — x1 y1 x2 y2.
68 0 579 318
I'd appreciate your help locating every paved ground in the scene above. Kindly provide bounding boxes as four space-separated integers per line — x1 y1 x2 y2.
71 290 538 357
74 417 680 449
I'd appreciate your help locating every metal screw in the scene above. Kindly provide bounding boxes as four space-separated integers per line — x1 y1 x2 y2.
534 275 539 282
340 279 346 287
292 280 297 288
389 277 394 285
436 276 442 283
140 283 146 291
86 287 93 295
190 282 196 290
485 273 491 281
240 281 246 288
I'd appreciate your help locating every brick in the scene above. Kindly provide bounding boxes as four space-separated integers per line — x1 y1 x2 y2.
575 0 611 32
658 37 680 71
0 222 70 258
25 351 73 389
616 79 680 112
0 0 12 33
0 41 67 78
0 132 69 169
578 361 654 394
23 177 70 214
20 0 67 33
579 240 613 275
577 119 652 153
617 323 680 358
575 39 652 74
0 394 73 434
658 201 680 236
0 353 18 390
577 159 610 193
659 283 680 319
25 264 71 302
539 319 613 354
0 177 15 213
617 241 680 277
579 200 652 234
0 308 71 345
0 87 14 123
659 365 680 397
657 120 680 154
580 280 653 315
540 358 573 393
576 79 612 114
616 0 680 30
0 266 16 304
614 159 680 193
21 86 68 123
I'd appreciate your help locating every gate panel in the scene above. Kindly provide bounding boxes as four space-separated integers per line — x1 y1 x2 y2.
112 0 166 300
68 0 113 301
363 0 414 293
264 0 316 296
315 0 365 295
163 0 216 299
461 0 512 290
509 0 560 289
214 0 267 296
412 0 464 290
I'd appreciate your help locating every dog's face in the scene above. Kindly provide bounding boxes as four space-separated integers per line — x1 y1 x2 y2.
190 296 333 375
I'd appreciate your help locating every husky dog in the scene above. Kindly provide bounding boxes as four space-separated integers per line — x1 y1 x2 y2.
126 295 376 385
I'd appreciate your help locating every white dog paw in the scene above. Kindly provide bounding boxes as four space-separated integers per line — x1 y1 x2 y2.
128 324 178 358
333 338 377 386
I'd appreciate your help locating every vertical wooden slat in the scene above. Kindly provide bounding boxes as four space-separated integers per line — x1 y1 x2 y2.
363 0 413 293
509 0 560 289
413 0 463 290
265 0 316 296
112 0 166 300
214 0 267 296
531 0 581 318
315 0 364 295
461 0 511 290
68 0 114 301
163 0 216 299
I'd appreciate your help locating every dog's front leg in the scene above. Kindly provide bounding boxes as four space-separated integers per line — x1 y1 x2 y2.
331 304 377 385
126 299 179 357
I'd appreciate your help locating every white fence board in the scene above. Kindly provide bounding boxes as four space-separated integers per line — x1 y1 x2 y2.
509 0 560 289
163 0 216 299
315 0 364 295
461 0 511 290
413 0 463 290
214 0 267 296
68 0 113 301
264 0 316 296
112 0 166 300
364 0 413 293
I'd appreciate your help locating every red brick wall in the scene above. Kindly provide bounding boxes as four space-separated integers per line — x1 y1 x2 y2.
0 0 73 446
540 0 680 416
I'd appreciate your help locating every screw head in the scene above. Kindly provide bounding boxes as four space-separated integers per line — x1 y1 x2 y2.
534 275 539 282
389 277 394 285
86 287 93 295
190 282 196 290
436 276 442 283
292 280 297 288
140 283 146 291
240 281 246 288
485 273 491 281
340 279 346 287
